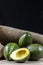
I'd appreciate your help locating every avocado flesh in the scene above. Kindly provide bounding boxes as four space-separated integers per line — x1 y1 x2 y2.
10 48 30 62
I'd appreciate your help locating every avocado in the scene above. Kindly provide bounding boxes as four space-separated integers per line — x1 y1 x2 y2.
3 42 19 60
27 44 43 61
10 48 30 62
18 32 33 47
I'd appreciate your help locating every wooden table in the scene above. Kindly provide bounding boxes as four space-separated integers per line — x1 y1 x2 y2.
0 59 43 65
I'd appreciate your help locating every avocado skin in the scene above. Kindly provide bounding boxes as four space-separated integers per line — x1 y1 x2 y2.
3 43 19 60
19 33 33 47
27 44 43 61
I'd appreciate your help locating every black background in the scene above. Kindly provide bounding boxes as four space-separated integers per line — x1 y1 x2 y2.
0 0 43 34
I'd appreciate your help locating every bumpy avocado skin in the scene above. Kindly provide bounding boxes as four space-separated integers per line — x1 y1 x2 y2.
27 44 43 61
3 43 19 60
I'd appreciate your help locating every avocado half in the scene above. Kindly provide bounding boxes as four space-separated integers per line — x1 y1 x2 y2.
10 48 30 62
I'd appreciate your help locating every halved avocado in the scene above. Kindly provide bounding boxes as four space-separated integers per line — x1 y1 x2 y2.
10 48 30 62
18 32 33 47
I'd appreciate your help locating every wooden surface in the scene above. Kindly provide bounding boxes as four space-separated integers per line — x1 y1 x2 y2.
0 59 43 65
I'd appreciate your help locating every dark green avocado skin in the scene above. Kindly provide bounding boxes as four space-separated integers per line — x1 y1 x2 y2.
19 33 33 47
3 43 19 60
27 44 43 61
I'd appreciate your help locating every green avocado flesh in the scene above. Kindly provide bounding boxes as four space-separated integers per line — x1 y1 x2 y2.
3 42 19 60
18 32 33 47
27 44 43 61
10 48 30 62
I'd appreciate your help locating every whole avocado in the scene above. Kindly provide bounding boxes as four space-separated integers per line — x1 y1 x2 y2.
3 42 19 60
27 44 43 61
18 32 33 47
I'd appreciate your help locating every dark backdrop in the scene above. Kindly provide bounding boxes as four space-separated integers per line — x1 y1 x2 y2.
0 0 43 34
